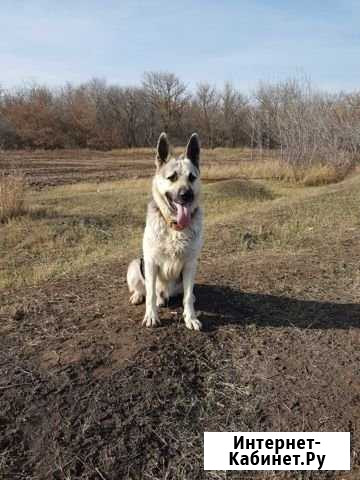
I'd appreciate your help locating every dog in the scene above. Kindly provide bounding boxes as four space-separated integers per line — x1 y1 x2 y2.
127 132 203 330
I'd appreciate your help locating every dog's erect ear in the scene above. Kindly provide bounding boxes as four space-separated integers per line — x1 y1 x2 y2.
185 133 200 169
156 132 170 168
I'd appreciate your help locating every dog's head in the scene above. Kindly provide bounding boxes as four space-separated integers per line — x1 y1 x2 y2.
152 132 201 229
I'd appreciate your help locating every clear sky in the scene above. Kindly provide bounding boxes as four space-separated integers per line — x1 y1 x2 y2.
1 0 359 92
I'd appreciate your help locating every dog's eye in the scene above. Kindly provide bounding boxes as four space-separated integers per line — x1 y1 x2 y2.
189 173 197 182
167 172 178 182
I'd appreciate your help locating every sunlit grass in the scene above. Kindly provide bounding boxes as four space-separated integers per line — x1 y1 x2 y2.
1 154 359 290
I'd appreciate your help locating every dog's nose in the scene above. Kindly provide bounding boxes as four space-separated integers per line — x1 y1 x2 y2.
178 187 194 204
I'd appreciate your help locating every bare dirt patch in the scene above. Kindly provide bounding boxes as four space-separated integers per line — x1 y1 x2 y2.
0 148 281 189
0 149 156 189
1 240 360 479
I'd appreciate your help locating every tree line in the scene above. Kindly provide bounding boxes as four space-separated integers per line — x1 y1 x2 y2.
1 72 360 167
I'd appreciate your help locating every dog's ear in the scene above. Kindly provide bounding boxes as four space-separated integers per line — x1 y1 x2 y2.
185 133 200 169
156 132 170 168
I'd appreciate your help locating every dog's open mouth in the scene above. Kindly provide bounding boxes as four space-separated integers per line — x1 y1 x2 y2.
166 193 192 229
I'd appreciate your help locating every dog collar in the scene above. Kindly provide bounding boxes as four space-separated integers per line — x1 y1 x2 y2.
169 221 186 231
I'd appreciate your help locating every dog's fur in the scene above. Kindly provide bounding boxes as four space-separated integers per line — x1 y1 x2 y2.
127 132 203 330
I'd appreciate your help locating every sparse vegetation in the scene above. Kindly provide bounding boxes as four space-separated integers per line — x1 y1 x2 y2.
0 149 358 291
0 171 26 222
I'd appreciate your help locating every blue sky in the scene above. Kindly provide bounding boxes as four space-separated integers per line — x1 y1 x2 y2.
1 0 359 92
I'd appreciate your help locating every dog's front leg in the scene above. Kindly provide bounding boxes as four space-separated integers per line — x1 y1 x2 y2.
182 260 202 331
143 260 160 327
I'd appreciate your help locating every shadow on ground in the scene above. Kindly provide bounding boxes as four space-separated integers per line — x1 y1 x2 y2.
193 283 360 331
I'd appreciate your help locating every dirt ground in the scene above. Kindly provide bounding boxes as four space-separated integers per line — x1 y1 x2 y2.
0 149 157 188
1 150 360 479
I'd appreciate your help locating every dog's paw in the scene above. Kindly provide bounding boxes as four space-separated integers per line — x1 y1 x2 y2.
142 311 161 327
129 292 145 305
184 316 202 331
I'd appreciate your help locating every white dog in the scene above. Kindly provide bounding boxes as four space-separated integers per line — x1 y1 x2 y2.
127 132 203 330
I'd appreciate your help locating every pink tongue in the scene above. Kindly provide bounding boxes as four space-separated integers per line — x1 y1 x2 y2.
176 204 191 228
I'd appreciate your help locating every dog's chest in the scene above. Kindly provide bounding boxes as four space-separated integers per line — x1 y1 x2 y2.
171 226 193 248
144 205 203 280
157 225 195 259
156 229 194 280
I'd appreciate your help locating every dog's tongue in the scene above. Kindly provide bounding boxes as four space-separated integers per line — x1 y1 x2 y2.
176 204 191 228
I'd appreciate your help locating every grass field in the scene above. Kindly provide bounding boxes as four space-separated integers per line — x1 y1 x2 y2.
1 148 360 479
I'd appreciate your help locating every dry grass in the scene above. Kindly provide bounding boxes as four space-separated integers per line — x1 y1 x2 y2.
2 167 360 291
202 158 352 185
0 147 357 290
302 163 352 186
0 171 27 222
0 179 148 289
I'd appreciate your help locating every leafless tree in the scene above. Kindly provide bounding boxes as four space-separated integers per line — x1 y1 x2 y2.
221 82 250 147
142 71 190 141
193 83 220 148
0 72 358 171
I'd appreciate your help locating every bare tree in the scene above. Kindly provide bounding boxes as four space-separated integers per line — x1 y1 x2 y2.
0 71 358 168
142 71 190 141
107 86 150 147
221 82 250 147
193 83 220 148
